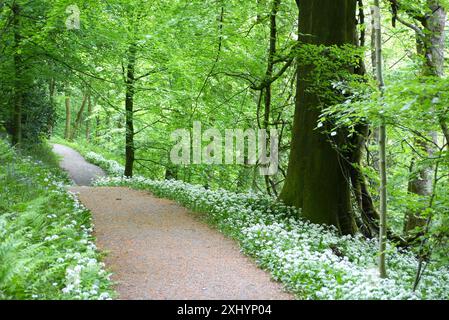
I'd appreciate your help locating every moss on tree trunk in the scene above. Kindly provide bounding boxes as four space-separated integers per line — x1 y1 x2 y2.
280 0 358 234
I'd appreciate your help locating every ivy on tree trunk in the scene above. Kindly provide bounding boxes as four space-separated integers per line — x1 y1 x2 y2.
280 0 360 235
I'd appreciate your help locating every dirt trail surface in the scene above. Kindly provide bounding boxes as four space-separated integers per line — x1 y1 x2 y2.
53 144 105 186
55 145 292 299
70 186 292 300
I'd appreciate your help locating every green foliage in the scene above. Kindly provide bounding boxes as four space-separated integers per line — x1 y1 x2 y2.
0 140 114 299
295 43 366 104
320 74 449 264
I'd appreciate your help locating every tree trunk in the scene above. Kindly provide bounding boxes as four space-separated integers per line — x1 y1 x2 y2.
256 0 262 22
405 139 434 232
263 0 280 130
125 43 137 177
70 93 88 141
64 96 71 140
279 0 358 234
379 123 388 278
348 123 380 237
373 0 388 278
405 1 446 233
86 95 92 141
440 119 449 149
48 78 56 136
165 166 178 180
95 115 100 139
11 3 22 147
262 0 281 196
422 0 446 78
94 98 100 140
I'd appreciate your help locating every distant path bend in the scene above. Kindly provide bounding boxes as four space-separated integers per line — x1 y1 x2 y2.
54 144 293 300
52 143 105 186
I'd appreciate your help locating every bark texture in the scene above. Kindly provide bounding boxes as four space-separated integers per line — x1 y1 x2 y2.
280 0 359 234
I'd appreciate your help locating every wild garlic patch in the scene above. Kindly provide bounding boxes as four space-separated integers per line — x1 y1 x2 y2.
95 174 449 300
85 152 125 177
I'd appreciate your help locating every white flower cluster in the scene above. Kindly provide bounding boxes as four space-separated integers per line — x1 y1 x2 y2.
85 152 125 176
62 265 84 294
44 234 60 241
95 175 449 300
61 257 111 300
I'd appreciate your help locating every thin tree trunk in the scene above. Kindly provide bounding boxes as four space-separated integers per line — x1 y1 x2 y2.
373 0 388 278
94 98 100 140
440 119 449 150
349 124 380 237
256 0 262 22
379 122 388 279
86 95 92 141
48 78 56 136
70 94 88 141
370 6 377 78
263 0 280 130
125 43 137 177
369 5 381 174
262 0 281 196
11 3 22 146
95 115 100 139
64 96 71 140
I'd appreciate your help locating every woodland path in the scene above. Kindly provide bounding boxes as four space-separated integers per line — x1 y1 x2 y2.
53 144 105 186
54 144 292 300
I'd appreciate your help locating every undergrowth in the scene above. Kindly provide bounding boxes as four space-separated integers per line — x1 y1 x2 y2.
0 140 114 300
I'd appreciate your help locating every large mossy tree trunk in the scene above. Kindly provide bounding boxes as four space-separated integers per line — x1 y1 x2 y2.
279 0 359 234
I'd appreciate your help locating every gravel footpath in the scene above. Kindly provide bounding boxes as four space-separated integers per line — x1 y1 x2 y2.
71 186 292 300
55 144 292 300
53 144 105 186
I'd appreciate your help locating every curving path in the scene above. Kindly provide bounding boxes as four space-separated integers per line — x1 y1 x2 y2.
55 144 292 300
53 144 105 186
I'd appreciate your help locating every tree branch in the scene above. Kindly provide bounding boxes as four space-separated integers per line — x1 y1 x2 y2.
395 16 425 38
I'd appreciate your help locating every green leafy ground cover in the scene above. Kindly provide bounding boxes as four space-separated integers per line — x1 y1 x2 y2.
0 140 114 300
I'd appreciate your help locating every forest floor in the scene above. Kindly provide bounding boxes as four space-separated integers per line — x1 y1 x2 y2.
54 145 292 299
